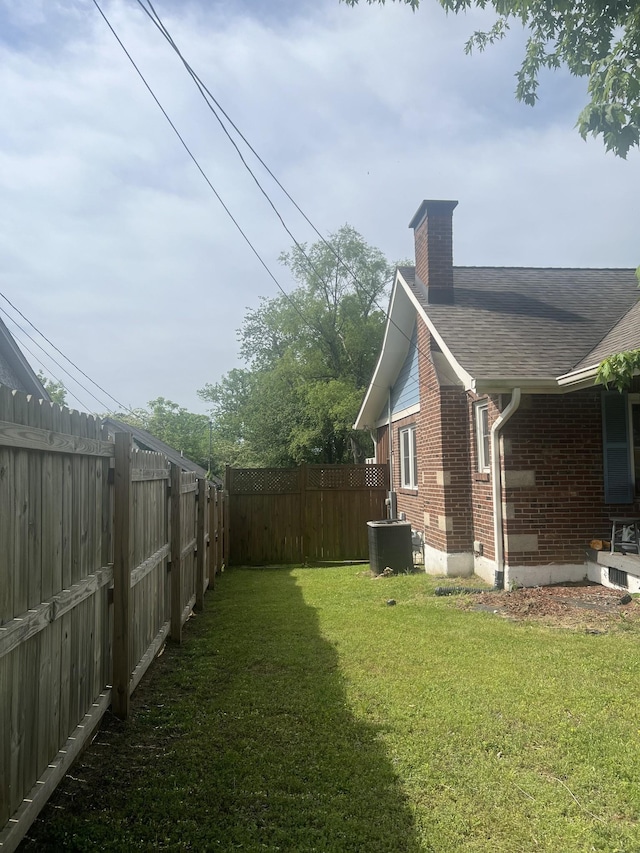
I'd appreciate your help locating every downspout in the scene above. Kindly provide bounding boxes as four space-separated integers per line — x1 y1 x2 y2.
491 388 521 589
387 389 396 519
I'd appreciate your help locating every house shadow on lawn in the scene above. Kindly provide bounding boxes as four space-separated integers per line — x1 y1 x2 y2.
20 567 422 852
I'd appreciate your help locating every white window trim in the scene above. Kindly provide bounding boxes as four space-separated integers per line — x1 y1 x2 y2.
474 400 490 473
399 424 418 489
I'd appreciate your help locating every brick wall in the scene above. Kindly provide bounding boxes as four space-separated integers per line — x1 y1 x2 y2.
397 318 473 554
375 332 639 572
502 386 640 565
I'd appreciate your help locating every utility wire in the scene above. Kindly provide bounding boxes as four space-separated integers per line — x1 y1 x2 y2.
91 0 322 342
0 304 116 413
0 289 134 414
131 1 427 390
99 1 427 416
139 0 370 278
2 315 97 413
136 0 381 346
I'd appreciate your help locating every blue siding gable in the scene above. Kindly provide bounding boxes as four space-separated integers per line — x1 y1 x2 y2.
390 322 419 415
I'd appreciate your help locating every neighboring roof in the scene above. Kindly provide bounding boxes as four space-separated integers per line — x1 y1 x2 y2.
402 266 638 381
103 417 223 486
355 265 639 429
0 315 51 400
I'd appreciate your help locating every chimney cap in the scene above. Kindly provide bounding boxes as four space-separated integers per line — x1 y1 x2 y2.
409 199 458 230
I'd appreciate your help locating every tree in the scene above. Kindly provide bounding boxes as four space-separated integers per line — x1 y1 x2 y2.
112 397 214 474
199 226 394 467
344 0 640 157
37 372 67 405
596 349 640 392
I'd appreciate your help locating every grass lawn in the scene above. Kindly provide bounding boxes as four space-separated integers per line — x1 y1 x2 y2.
21 566 640 852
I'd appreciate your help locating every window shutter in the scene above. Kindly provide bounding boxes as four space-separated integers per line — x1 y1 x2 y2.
602 392 633 504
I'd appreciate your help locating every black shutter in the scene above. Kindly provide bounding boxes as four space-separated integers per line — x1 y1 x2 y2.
602 391 633 504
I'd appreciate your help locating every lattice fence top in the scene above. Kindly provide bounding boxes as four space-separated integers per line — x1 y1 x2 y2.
230 467 300 494
229 464 388 494
306 464 388 490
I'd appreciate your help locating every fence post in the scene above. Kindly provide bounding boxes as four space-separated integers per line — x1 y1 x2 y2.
223 465 231 568
113 432 133 719
196 476 207 610
299 463 306 564
170 463 183 643
210 486 217 588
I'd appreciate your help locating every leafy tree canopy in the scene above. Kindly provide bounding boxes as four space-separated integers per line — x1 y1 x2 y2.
199 226 394 467
344 0 640 157
37 372 67 405
596 349 640 392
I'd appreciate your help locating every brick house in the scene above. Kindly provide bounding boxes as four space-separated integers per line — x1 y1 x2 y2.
355 199 640 590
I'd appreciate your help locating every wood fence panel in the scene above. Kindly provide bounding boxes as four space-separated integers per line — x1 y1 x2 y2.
181 472 198 625
129 449 170 696
196 477 208 609
209 487 220 585
0 392 114 852
0 388 14 829
169 464 183 643
112 432 133 719
13 392 29 619
1 398 220 850
228 464 388 565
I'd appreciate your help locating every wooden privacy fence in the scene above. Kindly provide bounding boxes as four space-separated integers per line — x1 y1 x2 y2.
0 389 227 852
226 463 389 565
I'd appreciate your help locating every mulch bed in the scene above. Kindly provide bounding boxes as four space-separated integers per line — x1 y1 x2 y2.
459 582 640 632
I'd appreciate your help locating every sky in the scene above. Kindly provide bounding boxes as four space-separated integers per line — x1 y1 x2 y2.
0 0 638 415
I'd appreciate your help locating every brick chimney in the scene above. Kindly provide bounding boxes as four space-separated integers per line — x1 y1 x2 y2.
409 199 458 304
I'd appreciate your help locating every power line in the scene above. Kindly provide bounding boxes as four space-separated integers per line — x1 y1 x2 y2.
129 1 425 390
0 289 134 414
0 304 115 413
98 1 425 420
91 0 325 343
2 316 97 413
136 0 394 350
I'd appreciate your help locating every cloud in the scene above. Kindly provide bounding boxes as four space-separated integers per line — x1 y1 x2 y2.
0 0 637 414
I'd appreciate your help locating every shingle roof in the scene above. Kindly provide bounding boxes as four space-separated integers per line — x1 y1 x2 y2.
399 266 639 379
573 299 640 370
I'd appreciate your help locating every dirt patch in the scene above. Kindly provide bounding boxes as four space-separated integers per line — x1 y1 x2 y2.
457 582 640 633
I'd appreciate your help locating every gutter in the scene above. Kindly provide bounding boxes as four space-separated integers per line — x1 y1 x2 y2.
556 364 599 387
490 388 522 589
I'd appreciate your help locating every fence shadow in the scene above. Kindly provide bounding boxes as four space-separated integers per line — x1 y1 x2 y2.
21 567 422 851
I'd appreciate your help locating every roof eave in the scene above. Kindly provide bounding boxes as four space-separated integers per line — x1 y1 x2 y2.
353 270 415 430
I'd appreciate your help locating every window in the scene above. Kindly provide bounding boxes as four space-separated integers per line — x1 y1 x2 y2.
399 425 417 489
474 400 490 472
